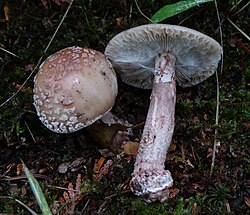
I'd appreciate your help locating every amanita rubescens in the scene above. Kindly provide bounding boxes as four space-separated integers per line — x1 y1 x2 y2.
105 24 222 202
33 46 118 133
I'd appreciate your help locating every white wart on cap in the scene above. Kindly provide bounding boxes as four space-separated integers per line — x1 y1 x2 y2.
33 46 118 133
105 24 222 203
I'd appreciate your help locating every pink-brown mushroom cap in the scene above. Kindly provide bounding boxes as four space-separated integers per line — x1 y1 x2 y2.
33 46 118 133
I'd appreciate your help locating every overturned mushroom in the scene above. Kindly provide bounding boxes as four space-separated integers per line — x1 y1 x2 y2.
33 46 118 133
105 24 222 202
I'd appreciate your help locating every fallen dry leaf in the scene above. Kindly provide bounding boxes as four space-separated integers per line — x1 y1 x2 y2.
225 201 231 213
4 5 9 22
203 113 209 121
21 183 28 196
168 187 180 199
69 157 86 172
191 202 198 214
122 141 139 156
112 130 131 150
58 162 71 174
245 197 250 208
193 116 200 124
58 157 86 174
14 83 32 94
24 64 34 72
94 159 113 182
168 142 177 152
207 148 213 158
101 111 131 127
186 159 194 168
16 163 22 176
38 167 48 174
115 17 124 27
94 156 106 172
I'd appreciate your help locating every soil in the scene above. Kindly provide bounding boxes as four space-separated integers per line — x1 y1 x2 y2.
0 0 249 214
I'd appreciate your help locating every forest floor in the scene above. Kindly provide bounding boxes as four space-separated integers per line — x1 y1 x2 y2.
0 0 249 214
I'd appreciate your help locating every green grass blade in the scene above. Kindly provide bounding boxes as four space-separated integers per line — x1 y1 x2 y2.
22 161 52 215
151 0 213 23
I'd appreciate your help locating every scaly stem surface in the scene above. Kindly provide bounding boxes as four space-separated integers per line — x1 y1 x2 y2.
130 53 176 203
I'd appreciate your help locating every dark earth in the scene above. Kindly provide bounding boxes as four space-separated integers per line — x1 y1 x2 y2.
0 0 249 214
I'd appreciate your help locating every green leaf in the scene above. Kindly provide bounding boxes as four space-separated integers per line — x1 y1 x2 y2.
22 161 52 215
151 0 213 23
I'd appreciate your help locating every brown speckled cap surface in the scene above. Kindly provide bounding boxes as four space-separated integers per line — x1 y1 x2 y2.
33 46 118 133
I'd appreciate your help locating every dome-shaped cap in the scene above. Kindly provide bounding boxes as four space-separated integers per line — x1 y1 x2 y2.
105 24 222 89
33 46 118 133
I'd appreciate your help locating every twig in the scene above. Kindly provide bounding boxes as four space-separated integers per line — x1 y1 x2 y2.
0 196 38 215
211 70 220 174
231 1 250 17
24 120 37 143
227 0 250 42
190 144 197 164
15 198 38 215
228 0 244 13
129 4 133 19
1 174 51 181
227 16 250 41
80 197 91 214
44 0 74 54
47 184 79 192
0 47 19 58
0 0 74 108
211 0 224 174
178 13 196 25
134 0 155 23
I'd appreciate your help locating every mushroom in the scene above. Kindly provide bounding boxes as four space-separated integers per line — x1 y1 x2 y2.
33 46 118 133
105 24 222 202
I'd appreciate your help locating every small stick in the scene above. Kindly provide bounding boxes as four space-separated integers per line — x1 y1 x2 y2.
0 196 38 215
134 0 155 23
24 120 36 143
227 17 250 41
211 0 224 174
0 47 19 58
231 1 250 17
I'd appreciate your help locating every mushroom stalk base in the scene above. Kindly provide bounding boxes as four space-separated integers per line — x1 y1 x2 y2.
130 53 176 203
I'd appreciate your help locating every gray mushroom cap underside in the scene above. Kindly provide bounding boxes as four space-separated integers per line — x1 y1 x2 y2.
105 24 223 89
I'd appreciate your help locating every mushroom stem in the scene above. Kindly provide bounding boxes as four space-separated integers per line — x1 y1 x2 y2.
130 53 176 202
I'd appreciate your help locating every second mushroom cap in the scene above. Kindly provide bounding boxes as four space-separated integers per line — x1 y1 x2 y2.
105 24 222 89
